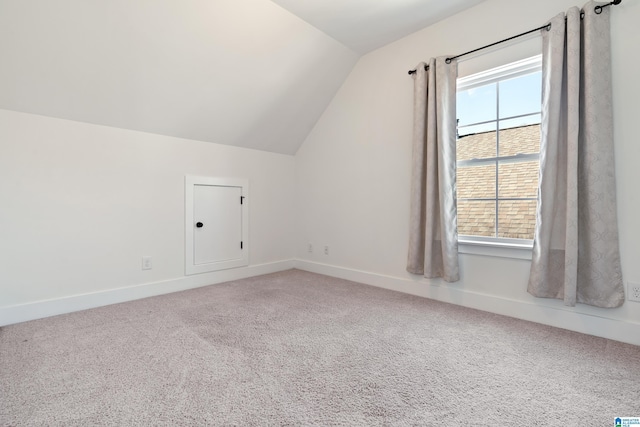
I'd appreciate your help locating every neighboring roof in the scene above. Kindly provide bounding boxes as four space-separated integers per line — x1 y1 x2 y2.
457 124 540 240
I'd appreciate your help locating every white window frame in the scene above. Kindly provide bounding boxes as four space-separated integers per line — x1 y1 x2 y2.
456 55 542 259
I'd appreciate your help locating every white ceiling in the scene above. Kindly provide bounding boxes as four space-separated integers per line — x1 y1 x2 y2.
0 0 485 155
270 0 487 54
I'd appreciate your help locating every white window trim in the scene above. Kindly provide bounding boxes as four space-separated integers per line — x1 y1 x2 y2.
456 54 542 258
458 236 533 260
457 54 542 91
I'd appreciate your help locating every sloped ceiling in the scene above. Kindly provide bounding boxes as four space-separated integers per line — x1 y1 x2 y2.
0 0 484 155
270 0 487 54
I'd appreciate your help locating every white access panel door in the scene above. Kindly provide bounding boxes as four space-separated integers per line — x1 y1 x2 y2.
193 185 242 265
185 176 248 275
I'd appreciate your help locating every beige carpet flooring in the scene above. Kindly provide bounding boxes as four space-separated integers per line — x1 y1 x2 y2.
1 269 639 425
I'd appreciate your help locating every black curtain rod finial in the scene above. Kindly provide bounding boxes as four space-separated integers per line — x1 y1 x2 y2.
596 0 622 14
408 64 428 75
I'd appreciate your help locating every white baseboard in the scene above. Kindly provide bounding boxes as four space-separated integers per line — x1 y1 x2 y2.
0 260 295 327
294 260 640 347
4 259 638 347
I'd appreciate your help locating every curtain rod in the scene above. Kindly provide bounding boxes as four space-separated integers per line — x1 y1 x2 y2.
407 0 622 75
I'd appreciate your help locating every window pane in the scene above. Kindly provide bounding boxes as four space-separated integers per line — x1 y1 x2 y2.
498 161 539 198
499 123 540 157
457 128 496 160
497 200 537 239
458 200 496 237
458 164 496 199
456 56 542 242
457 83 496 127
498 71 542 119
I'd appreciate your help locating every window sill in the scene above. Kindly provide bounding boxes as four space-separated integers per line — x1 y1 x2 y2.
458 238 533 260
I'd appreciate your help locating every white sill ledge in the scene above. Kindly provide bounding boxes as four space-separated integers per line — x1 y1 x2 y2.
458 238 533 260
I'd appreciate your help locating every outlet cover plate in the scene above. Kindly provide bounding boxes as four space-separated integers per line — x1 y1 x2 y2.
629 282 640 302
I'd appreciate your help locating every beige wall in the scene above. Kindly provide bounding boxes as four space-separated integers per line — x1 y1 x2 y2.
295 0 640 345
0 109 295 321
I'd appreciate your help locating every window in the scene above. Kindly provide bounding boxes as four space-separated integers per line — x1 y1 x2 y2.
456 55 542 245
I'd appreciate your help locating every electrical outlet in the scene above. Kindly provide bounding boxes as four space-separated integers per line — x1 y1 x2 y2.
142 256 152 270
629 282 640 302
308 243 313 253
324 245 329 255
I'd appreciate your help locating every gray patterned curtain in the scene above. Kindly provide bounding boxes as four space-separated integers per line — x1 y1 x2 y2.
528 1 624 307
406 57 459 282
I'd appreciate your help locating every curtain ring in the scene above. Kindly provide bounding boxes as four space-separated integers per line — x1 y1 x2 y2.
595 5 603 14
445 58 452 64
546 23 552 31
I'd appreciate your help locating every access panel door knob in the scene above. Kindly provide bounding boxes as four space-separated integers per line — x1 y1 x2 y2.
196 222 204 228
